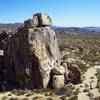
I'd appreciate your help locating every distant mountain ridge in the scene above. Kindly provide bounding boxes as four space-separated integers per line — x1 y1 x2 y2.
0 23 100 32
0 23 23 32
84 27 100 32
51 26 90 32
52 26 100 32
0 23 23 28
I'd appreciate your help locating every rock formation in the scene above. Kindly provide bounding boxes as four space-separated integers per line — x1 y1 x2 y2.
24 13 51 28
0 13 81 90
4 13 60 89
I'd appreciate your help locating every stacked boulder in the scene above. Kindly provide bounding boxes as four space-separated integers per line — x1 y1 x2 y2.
24 13 51 28
52 66 65 89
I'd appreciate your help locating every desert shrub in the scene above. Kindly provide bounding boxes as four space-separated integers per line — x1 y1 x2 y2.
9 97 18 100
75 62 88 73
56 84 79 97
82 53 98 63
25 92 33 97
45 92 54 96
95 69 100 92
69 95 78 100
83 89 89 92
61 54 68 60
2 96 8 100
90 76 94 79
32 96 44 100
22 98 29 100
87 92 94 99
46 97 53 100
11 89 27 96
95 69 100 81
7 93 12 96
60 96 67 100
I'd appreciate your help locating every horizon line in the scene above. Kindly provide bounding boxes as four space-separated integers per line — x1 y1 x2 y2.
0 22 100 28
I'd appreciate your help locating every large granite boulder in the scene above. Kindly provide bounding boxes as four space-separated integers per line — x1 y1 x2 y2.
52 75 64 90
36 13 52 26
24 13 51 28
4 13 60 89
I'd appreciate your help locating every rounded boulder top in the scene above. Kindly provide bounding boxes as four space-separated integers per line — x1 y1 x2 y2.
24 13 52 28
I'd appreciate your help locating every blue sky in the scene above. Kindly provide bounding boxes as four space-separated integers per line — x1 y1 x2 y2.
0 0 100 27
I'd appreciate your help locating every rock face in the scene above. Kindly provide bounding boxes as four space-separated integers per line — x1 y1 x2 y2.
37 13 52 26
4 13 60 89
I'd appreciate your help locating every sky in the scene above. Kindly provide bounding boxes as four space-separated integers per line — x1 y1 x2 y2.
0 0 100 27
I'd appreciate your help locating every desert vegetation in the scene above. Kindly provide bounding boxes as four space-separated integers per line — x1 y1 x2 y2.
57 31 100 72
0 22 100 100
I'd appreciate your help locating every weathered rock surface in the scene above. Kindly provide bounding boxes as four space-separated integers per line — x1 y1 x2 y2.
24 13 51 28
36 13 52 26
52 66 65 75
24 18 38 28
4 13 60 89
52 75 64 89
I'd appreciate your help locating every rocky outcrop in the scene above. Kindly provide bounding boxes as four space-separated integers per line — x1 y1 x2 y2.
24 13 51 28
1 13 81 90
4 13 60 89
